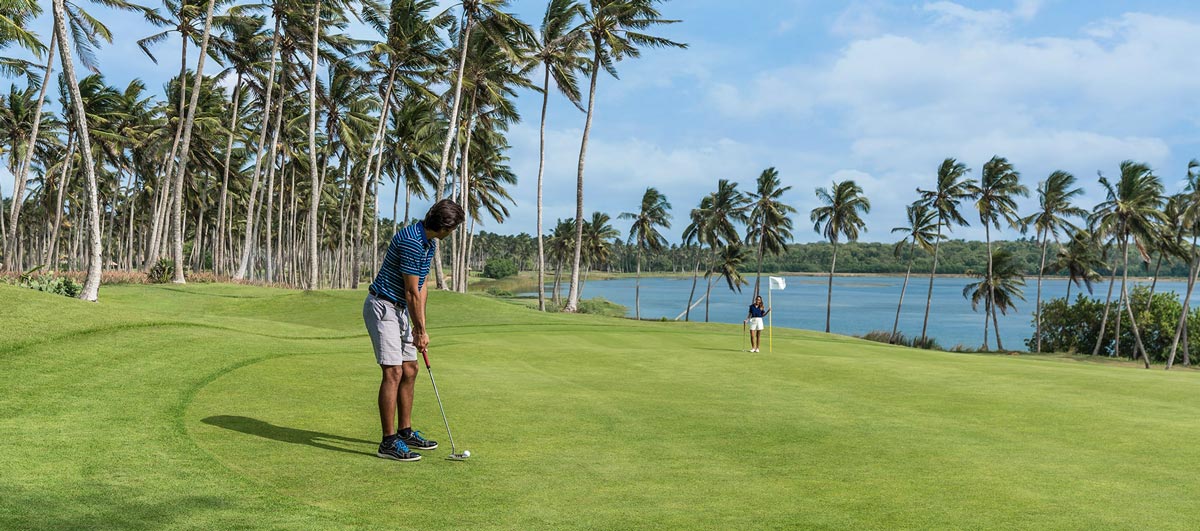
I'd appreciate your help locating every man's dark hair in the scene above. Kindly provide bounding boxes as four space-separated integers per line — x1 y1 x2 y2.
424 199 465 231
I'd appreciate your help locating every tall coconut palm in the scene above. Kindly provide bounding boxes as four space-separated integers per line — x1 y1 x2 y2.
969 156 1027 350
1046 228 1104 301
1020 170 1085 353
619 186 670 319
962 248 1026 345
1167 160 1200 369
564 0 685 312
680 196 709 321
531 0 587 311
50 0 103 300
710 241 748 294
811 180 870 334
698 179 749 322
890 201 940 343
916 158 976 345
745 167 795 299
1089 161 1165 368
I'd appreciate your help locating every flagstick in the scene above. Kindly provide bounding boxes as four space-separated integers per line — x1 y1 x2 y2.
769 284 774 353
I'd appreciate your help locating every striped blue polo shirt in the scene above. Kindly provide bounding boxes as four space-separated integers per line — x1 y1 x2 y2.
369 221 437 308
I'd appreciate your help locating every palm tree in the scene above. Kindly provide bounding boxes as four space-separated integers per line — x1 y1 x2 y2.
710 242 748 294
50 0 104 300
531 0 587 311
1046 228 1104 301
680 197 709 321
564 0 685 312
619 187 670 319
890 201 940 343
1089 161 1165 368
579 210 617 294
916 158 976 345
172 0 218 283
969 156 1027 350
811 180 870 334
1167 160 1200 369
1020 170 1085 352
745 167 795 298
962 249 1026 346
698 179 749 322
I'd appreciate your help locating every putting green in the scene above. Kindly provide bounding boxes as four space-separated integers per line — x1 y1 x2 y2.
5 282 1200 530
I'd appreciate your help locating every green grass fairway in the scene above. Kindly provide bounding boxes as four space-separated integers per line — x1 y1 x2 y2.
5 283 1200 530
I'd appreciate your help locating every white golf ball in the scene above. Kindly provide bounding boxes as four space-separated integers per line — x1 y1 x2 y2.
463 450 471 457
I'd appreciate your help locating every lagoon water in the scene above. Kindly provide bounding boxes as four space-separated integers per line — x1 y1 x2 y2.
552 275 1194 349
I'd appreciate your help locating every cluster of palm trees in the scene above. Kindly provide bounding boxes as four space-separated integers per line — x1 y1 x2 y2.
0 0 685 305
883 156 1200 368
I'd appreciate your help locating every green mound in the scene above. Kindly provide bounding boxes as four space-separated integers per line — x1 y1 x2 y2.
4 283 1200 530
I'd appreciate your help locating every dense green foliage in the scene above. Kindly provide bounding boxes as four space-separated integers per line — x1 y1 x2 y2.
2 268 82 297
1029 286 1200 362
470 232 1191 278
482 258 518 279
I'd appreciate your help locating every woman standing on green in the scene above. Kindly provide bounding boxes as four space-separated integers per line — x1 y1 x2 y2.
744 295 770 352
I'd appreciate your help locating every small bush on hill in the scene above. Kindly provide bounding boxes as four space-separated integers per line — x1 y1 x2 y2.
483 258 518 279
4 266 83 298
486 287 514 297
148 259 174 284
577 297 627 317
859 330 943 351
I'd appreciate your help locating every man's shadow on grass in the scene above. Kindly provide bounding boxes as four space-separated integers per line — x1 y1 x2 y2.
201 415 376 457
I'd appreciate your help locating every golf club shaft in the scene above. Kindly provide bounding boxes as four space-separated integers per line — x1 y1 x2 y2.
421 351 459 454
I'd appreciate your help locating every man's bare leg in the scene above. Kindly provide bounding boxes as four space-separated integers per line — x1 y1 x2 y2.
379 365 404 438
398 360 419 431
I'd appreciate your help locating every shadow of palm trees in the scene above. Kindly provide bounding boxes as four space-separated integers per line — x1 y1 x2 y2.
201 415 376 457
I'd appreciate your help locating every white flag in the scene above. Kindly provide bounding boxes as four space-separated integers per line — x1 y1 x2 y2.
769 276 787 290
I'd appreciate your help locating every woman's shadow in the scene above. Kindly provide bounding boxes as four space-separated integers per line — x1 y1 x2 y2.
201 415 376 457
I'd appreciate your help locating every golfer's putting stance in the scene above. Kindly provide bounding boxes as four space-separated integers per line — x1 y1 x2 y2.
364 199 465 462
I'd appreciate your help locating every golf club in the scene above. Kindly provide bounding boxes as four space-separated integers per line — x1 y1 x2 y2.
420 349 470 461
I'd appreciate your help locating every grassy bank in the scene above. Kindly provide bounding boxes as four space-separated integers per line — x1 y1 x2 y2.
4 284 1200 529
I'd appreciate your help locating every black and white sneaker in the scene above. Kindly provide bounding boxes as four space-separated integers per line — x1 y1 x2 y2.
399 429 438 450
377 436 422 461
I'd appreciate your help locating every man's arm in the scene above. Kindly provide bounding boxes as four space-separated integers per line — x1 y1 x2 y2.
403 273 429 354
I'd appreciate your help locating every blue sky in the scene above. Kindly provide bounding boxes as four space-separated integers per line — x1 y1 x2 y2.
8 0 1200 244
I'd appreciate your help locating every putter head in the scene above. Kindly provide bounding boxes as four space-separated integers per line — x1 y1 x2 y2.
446 451 470 461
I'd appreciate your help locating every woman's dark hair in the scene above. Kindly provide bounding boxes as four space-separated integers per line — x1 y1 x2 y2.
424 199 465 231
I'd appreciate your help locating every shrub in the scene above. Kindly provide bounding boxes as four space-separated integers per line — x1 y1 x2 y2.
148 259 174 284
1030 286 1200 362
486 287 514 298
859 329 943 351
483 258 518 279
577 297 627 317
7 266 83 298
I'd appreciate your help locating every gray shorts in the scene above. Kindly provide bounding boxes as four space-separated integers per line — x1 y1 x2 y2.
363 294 417 365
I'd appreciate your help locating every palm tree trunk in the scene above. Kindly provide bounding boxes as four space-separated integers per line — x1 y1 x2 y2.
685 249 700 322
891 240 916 344
1091 257 1119 357
635 249 641 320
52 0 102 301
264 152 277 282
1035 229 1049 353
991 296 1004 351
536 66 550 312
432 18 474 291
920 222 944 344
754 234 765 300
825 241 837 333
6 33 56 269
982 224 993 350
1120 241 1151 368
566 48 602 312
982 295 992 351
45 134 74 269
306 0 323 290
353 69 396 285
704 248 716 322
234 14 282 280
1166 234 1198 369
170 0 217 284
1145 253 1163 313
215 71 242 277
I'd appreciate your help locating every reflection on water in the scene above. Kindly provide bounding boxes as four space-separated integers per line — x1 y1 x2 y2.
538 275 1195 349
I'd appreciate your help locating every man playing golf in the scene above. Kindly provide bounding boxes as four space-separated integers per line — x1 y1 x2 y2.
364 199 465 461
